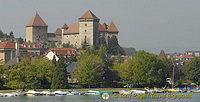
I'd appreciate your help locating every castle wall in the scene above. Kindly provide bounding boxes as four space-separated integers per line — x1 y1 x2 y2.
26 26 48 43
62 34 80 48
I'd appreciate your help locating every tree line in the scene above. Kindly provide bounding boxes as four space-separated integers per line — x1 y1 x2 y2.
0 45 199 89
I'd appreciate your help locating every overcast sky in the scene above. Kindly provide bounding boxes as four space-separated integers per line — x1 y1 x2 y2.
0 0 200 53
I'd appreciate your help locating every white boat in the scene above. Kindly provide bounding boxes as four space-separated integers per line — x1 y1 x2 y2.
53 90 67 96
71 91 81 95
131 89 147 94
119 90 131 94
85 90 101 95
40 91 54 96
26 90 41 96
2 93 16 97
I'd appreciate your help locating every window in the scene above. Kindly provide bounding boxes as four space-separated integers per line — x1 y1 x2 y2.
85 24 87 26
85 30 87 32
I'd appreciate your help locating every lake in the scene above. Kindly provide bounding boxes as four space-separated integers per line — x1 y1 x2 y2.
0 93 199 102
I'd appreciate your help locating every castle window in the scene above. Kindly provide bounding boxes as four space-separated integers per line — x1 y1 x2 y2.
85 30 87 32
85 24 87 26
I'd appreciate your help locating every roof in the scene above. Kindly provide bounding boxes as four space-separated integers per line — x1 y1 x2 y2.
79 10 99 19
159 50 166 58
19 42 42 49
0 42 15 49
107 21 119 33
54 28 62 35
62 24 69 29
64 23 79 34
66 62 78 73
26 13 47 27
176 55 194 59
50 48 76 56
99 23 107 32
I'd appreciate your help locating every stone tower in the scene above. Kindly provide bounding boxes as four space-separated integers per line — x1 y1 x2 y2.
26 13 48 43
78 10 100 47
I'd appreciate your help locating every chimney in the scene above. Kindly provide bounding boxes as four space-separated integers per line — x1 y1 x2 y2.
15 41 19 56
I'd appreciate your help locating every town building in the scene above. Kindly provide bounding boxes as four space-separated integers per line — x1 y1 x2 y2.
0 41 17 64
185 51 200 57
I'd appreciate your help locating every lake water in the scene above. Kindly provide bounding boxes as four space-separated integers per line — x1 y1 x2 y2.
0 93 199 102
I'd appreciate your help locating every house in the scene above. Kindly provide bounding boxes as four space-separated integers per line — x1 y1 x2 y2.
0 41 17 65
185 51 200 57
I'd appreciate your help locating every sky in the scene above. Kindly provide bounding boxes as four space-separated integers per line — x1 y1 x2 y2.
0 0 200 54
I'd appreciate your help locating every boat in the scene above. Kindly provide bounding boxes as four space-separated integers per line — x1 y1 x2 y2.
85 90 101 95
71 91 81 95
131 89 147 94
40 91 54 96
119 90 131 94
3 93 16 97
167 89 181 93
26 90 41 96
193 90 200 93
53 90 67 96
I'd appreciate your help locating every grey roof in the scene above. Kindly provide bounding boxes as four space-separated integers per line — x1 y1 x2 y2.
66 62 78 73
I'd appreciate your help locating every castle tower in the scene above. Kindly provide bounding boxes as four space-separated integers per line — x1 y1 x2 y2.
26 13 48 43
78 10 100 47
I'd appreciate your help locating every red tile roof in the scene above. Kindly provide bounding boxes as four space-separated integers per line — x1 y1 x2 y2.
19 42 41 49
79 10 99 19
62 24 69 29
176 55 194 59
159 50 166 58
54 28 62 35
0 41 15 49
99 23 107 32
49 48 80 56
26 13 47 27
107 21 119 33
64 23 79 34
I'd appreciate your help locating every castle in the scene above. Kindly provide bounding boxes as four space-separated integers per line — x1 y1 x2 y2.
26 10 119 48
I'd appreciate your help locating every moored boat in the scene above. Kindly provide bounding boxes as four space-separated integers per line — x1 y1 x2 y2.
85 90 101 95
167 89 181 93
193 90 200 93
119 90 131 94
26 90 41 96
131 89 147 94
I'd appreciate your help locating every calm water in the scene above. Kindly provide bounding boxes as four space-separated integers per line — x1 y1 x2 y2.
0 93 199 102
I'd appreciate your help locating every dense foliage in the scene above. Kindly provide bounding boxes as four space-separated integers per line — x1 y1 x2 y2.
183 57 200 84
113 50 171 88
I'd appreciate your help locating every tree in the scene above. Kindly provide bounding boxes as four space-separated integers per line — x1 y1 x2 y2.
72 54 104 88
51 56 68 89
107 36 125 55
113 50 170 88
113 59 134 87
183 57 200 84
4 57 55 89
9 31 14 38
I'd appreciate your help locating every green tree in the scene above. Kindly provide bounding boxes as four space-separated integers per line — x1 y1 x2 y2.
183 57 200 84
108 36 125 55
72 54 104 88
113 50 170 88
113 59 134 87
4 57 55 89
51 56 68 89
9 31 14 38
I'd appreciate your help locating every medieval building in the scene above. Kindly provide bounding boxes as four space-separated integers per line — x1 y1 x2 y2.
61 10 119 48
26 10 119 48
26 13 48 43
